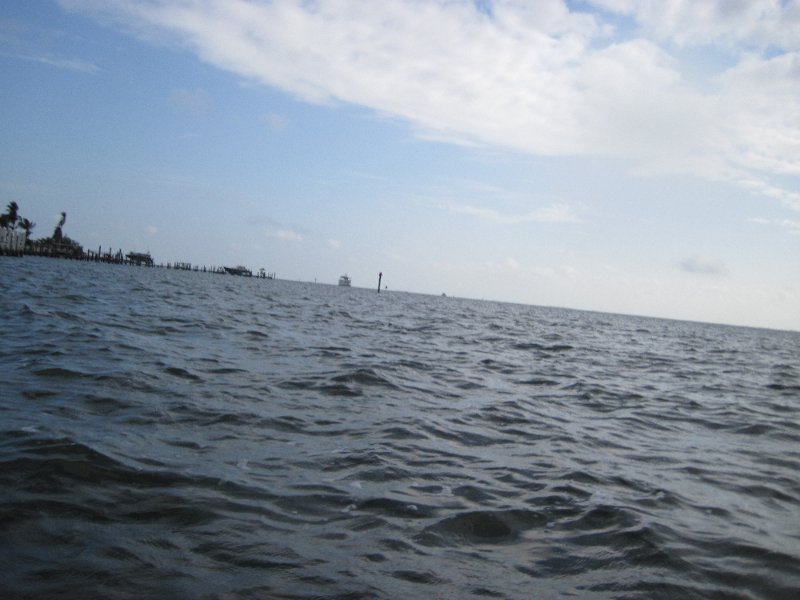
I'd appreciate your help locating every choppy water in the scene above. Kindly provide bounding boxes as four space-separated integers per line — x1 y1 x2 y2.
2 257 799 599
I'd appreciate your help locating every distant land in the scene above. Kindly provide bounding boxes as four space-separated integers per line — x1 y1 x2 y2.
0 201 274 278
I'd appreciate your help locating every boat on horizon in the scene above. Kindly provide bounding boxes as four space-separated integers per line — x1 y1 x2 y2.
338 274 351 287
126 251 154 266
224 265 252 277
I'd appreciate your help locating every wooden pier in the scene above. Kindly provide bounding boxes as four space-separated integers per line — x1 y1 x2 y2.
2 204 277 277
3 220 273 279
1 238 274 280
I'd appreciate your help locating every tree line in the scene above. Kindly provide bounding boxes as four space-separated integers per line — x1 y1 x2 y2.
1 201 69 246
0 201 36 241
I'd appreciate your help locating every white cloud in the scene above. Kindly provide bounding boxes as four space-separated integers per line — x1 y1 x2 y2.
714 52 800 177
586 0 800 48
146 225 157 236
328 239 341 249
274 228 303 242
59 0 800 209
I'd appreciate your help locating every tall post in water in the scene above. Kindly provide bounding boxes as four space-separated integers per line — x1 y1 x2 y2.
377 272 382 293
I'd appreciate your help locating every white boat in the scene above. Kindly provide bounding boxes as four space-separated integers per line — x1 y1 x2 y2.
338 274 351 287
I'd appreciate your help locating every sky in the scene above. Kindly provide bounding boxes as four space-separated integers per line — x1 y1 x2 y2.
1 0 799 331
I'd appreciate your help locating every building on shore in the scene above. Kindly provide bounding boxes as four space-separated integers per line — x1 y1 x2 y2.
0 229 25 256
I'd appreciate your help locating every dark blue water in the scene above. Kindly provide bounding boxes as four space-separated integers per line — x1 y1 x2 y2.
2 256 799 599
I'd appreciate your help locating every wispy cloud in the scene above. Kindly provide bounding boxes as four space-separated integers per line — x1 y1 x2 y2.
2 51 98 73
748 217 800 236
58 0 800 209
737 178 800 212
260 111 287 132
446 202 581 224
679 256 729 276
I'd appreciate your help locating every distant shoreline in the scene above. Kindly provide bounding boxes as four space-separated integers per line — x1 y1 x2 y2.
1 238 274 279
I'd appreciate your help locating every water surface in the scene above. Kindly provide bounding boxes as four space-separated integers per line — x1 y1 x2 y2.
2 257 799 599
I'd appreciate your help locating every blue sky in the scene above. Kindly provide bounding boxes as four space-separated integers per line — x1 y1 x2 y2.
2 0 799 331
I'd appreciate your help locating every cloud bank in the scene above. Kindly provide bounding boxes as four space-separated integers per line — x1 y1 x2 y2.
58 0 800 208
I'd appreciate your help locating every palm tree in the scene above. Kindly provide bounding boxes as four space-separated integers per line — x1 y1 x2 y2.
0 201 19 229
18 217 36 243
